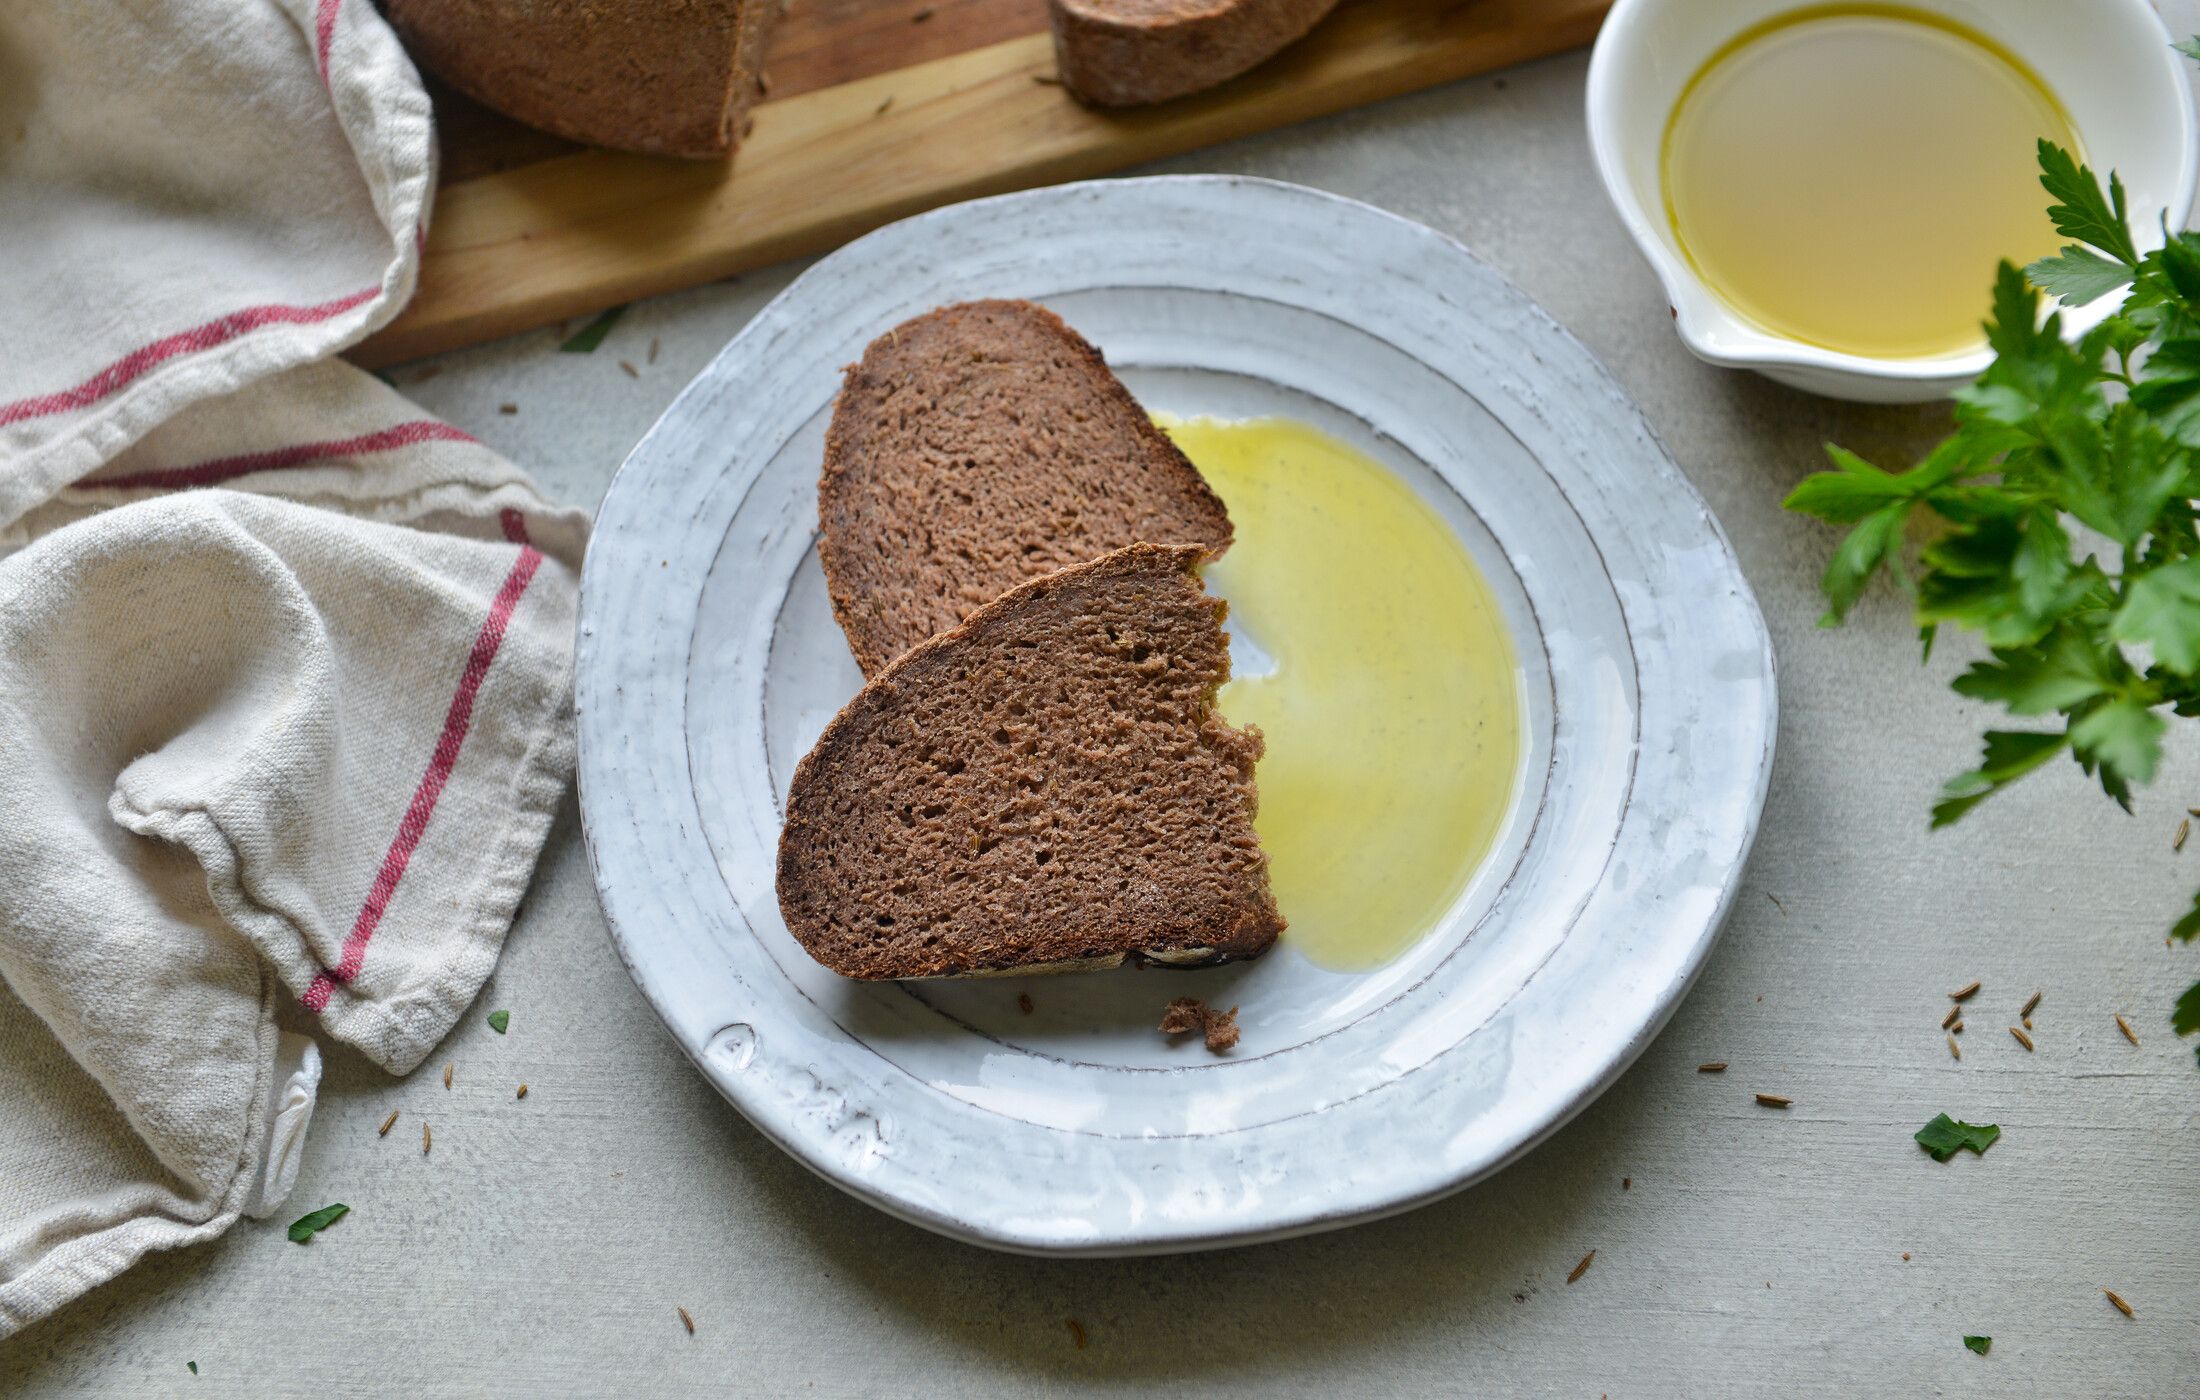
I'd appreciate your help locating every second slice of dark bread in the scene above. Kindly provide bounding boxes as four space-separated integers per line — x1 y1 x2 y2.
818 298 1234 676
776 543 1283 980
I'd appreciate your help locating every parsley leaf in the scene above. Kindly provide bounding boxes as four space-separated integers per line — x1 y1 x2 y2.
488 1009 510 1034
188 1362 198 1375
2026 246 2137 307
559 306 626 353
2177 36 2200 64
2113 558 2200 673
286 1202 349 1243
1916 1115 2000 1162
2036 140 2138 268
1931 730 2067 827
1963 1336 1991 1356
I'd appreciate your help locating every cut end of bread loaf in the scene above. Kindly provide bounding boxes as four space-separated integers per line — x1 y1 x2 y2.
1047 0 1342 107
386 0 781 158
776 543 1283 980
818 299 1234 676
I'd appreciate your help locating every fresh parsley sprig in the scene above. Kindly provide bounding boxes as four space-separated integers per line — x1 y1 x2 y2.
1785 124 2200 1059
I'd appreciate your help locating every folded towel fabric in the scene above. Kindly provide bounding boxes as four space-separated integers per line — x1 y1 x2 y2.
0 0 585 1337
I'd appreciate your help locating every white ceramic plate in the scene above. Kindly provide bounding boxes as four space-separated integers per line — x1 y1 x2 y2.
577 176 1776 1256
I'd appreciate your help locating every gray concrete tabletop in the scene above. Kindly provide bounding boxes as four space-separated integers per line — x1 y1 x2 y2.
8 44 2200 1400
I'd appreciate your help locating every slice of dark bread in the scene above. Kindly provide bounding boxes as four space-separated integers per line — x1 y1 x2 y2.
1048 0 1343 107
818 299 1234 677
777 543 1282 980
386 0 780 158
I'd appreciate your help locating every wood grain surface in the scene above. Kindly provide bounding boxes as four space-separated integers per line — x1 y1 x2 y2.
354 0 1607 367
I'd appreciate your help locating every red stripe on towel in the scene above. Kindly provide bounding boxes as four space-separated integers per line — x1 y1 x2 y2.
303 515 543 1014
315 0 343 82
89 420 476 492
0 288 379 429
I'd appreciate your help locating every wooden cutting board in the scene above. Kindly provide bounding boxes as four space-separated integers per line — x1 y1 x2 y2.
352 0 1609 368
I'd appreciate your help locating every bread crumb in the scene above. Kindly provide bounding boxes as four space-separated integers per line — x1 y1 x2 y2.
1159 997 1204 1035
1159 996 1239 1053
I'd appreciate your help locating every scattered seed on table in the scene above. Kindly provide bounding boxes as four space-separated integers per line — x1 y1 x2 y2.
1950 1019 1964 1034
1697 1062 1728 1073
1066 1318 1087 1349
2177 819 2190 852
678 1306 696 1335
2009 1026 2035 1052
2116 1013 2139 1045
1621 1177 1631 1190
1951 981 1980 1002
2021 990 2042 1019
648 337 661 365
498 403 518 415
443 1062 453 1090
620 360 639 379
2022 1016 2032 1031
875 95 894 115
1567 1250 1596 1283
517 1084 529 1099
1755 1093 1791 1108
1947 1034 1961 1061
377 1110 398 1137
1017 993 1034 1015
2104 1288 2134 1318
1942 1005 1962 1030
422 1123 432 1155
1901 1252 1911 1261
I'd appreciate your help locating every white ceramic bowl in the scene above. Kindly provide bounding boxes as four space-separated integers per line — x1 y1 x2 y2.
1587 0 2198 402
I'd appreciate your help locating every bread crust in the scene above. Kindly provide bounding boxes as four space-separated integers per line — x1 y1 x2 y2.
385 0 781 158
1048 0 1342 106
777 544 1283 980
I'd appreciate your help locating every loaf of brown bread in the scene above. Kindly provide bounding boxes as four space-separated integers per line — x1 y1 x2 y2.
1048 0 1342 107
777 544 1282 980
385 0 780 158
818 299 1233 677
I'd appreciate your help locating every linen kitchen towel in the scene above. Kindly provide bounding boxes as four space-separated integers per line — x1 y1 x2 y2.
0 0 586 1337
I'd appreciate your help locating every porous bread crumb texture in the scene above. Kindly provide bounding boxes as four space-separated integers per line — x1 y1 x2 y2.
1048 0 1342 107
1159 995 1240 1052
777 544 1282 979
385 0 780 158
818 299 1234 676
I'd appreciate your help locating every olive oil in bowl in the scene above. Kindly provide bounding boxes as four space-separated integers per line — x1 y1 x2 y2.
1661 4 2081 360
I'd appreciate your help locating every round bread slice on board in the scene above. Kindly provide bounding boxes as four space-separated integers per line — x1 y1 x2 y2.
819 298 1234 677
777 543 1283 980
1048 0 1342 107
385 0 781 158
